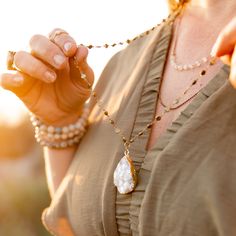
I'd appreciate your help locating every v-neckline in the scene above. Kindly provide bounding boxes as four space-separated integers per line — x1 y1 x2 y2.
144 23 230 154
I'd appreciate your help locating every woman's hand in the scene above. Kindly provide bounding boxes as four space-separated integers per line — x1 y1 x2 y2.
0 28 94 125
211 17 236 88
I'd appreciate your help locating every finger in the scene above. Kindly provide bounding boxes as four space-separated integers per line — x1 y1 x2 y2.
14 51 57 83
229 46 236 89
70 46 94 88
0 72 24 89
211 17 236 57
220 54 232 66
30 34 68 70
49 28 77 57
0 71 39 97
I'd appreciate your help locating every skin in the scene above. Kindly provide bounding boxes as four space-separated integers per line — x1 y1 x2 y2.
146 0 236 149
0 1 236 196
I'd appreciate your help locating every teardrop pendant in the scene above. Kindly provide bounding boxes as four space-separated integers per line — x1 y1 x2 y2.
113 154 138 194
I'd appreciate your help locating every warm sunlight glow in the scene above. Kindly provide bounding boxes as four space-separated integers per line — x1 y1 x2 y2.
0 0 168 125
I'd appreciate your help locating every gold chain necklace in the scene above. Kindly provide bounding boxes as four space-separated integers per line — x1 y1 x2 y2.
73 11 217 194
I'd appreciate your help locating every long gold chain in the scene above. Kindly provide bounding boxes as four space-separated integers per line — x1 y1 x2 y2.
74 50 217 154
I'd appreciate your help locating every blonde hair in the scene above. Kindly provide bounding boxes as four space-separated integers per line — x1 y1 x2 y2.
168 0 189 12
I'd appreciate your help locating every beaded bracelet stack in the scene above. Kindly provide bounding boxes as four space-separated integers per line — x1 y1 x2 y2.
30 108 90 149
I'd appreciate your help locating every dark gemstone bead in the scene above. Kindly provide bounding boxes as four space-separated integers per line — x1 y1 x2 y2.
147 124 153 129
104 111 108 116
155 116 162 121
200 70 206 76
192 80 197 85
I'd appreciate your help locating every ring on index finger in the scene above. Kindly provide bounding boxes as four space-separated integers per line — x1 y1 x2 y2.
7 51 17 70
49 29 68 43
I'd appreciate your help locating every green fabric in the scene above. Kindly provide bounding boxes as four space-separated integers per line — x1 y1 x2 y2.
42 18 234 236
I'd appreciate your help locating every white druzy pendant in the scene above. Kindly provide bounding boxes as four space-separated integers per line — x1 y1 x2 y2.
113 155 138 194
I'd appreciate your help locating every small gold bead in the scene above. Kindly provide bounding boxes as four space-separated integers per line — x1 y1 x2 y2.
109 119 114 125
173 99 179 105
115 128 121 134
122 137 127 143
164 107 170 112
92 92 97 97
138 131 144 136
129 139 134 143
210 57 216 65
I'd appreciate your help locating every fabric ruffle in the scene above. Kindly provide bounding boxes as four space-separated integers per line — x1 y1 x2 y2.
116 23 173 236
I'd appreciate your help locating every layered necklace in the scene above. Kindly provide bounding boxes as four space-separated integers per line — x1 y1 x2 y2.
72 6 218 194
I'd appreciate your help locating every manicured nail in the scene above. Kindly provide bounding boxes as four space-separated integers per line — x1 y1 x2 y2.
64 42 72 52
45 71 56 82
13 76 24 86
211 44 218 57
53 54 66 66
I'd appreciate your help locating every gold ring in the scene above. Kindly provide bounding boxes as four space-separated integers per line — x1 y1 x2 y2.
7 51 17 70
49 29 68 42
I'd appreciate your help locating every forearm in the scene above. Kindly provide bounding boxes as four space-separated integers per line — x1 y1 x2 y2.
43 145 78 198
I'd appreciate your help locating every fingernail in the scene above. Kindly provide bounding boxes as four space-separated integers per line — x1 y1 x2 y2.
64 42 72 52
45 71 56 82
211 44 218 57
53 54 66 66
13 76 24 86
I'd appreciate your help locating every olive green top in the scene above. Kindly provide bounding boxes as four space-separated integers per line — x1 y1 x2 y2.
41 16 236 236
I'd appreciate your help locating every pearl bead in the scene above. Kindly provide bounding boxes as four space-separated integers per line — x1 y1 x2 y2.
62 127 69 134
69 124 75 131
54 134 60 140
60 142 68 148
61 134 68 140
68 132 74 138
47 126 55 133
40 125 47 131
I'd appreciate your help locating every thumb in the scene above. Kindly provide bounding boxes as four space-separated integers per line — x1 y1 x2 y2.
211 17 236 58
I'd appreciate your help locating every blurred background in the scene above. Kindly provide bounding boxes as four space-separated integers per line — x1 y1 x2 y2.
0 0 168 235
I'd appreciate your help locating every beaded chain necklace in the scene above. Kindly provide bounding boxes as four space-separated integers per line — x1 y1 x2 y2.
72 8 217 194
170 9 211 71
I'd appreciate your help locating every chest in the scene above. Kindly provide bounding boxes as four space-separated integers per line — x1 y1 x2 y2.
146 40 222 150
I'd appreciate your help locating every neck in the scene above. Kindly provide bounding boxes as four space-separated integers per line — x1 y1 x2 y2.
186 0 236 20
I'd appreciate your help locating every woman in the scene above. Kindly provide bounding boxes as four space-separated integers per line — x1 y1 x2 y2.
1 0 236 235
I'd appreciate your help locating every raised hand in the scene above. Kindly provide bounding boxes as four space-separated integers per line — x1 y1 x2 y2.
0 28 94 125
211 17 236 88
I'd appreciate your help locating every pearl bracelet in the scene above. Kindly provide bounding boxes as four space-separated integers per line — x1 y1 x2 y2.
30 108 90 149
